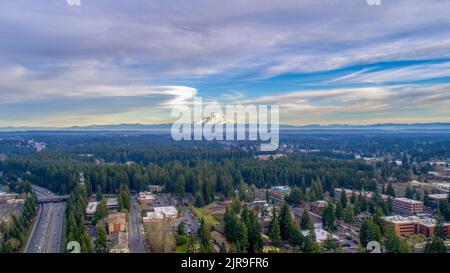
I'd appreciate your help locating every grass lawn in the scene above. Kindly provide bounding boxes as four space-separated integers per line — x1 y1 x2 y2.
175 245 188 253
191 206 220 226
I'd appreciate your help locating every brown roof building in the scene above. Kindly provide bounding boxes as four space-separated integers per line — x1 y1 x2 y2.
108 212 127 234
310 200 327 215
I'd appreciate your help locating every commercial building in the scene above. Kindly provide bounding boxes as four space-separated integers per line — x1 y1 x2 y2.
301 229 340 244
310 200 328 215
137 192 155 204
254 154 287 160
428 194 448 207
143 211 164 223
270 186 291 200
383 215 450 237
334 188 389 201
432 182 450 193
109 232 129 253
148 185 163 193
393 198 423 215
108 212 127 234
107 198 118 209
86 201 99 215
154 206 178 218
334 189 353 200
142 206 178 223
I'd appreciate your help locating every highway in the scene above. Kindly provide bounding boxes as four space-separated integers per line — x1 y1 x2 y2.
128 196 147 253
25 185 66 253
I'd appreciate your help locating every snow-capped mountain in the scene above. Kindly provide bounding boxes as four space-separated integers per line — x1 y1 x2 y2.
197 112 233 125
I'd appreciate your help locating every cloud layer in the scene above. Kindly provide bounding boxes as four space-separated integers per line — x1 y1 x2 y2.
0 0 449 126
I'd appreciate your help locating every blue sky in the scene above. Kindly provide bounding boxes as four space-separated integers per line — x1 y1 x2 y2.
0 0 450 126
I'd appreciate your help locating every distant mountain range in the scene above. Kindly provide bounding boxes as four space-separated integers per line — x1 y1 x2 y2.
1 122 450 132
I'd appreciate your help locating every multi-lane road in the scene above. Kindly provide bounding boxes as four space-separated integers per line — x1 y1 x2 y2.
24 185 66 253
128 197 147 253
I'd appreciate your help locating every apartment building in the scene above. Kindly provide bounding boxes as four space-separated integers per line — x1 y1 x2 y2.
270 186 291 200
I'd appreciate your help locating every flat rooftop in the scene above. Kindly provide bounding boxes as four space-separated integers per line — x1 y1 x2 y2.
383 215 450 227
153 206 178 216
394 197 423 204
86 201 99 214
271 186 291 193
107 198 118 206
428 194 448 199
382 215 421 224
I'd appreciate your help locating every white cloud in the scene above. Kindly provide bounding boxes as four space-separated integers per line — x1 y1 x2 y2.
241 83 450 124
328 61 450 84
0 64 197 106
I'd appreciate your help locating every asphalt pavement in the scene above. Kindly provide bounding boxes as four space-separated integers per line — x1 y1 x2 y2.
128 197 147 253
25 186 66 253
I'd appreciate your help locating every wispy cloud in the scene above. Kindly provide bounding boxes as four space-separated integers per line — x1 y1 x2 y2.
241 83 450 125
0 0 450 125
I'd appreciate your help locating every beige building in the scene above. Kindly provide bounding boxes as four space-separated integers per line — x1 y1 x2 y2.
142 206 178 223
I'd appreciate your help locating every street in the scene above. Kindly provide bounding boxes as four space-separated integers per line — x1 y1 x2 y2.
128 196 146 253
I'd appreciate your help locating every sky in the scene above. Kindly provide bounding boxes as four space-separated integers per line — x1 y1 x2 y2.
0 0 450 127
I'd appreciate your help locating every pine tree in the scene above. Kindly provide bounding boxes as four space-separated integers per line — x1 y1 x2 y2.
94 224 109 253
247 211 262 253
291 225 304 247
199 218 214 253
373 206 385 233
359 193 368 212
231 196 241 214
340 189 348 208
94 197 108 223
322 203 336 231
343 204 355 224
405 186 414 199
359 219 381 248
302 235 320 253
176 175 186 197
385 183 396 197
195 193 204 208
384 226 400 253
279 202 295 241
323 232 337 252
434 211 446 240
335 201 344 220
237 222 249 252
269 211 282 247
424 237 447 253
300 210 313 230
119 184 130 210
423 190 431 207
96 186 103 201
224 207 239 243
